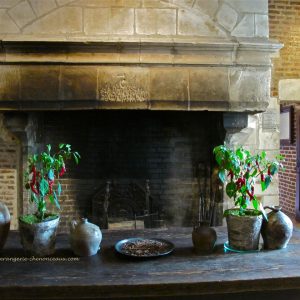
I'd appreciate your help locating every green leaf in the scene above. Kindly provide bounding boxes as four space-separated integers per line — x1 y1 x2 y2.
250 169 257 177
31 193 38 204
261 180 266 192
59 143 65 149
252 197 259 210
270 164 278 176
57 182 62 196
49 194 55 205
48 169 54 181
53 191 60 209
236 148 244 160
261 151 266 159
240 185 247 193
226 181 237 198
39 178 49 197
264 175 272 191
218 169 226 183
38 199 46 213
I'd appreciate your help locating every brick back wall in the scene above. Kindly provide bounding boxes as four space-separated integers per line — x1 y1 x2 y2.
279 103 299 215
269 0 300 216
40 111 224 233
279 145 297 214
0 142 18 229
269 0 300 97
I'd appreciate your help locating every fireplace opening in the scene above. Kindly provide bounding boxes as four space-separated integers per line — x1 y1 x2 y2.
21 110 225 232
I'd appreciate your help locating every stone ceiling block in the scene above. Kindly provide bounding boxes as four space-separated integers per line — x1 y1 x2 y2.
231 14 254 37
84 8 110 35
56 0 74 5
29 0 57 17
0 9 20 33
224 0 268 14
0 0 22 8
8 1 36 28
110 8 134 35
142 0 174 8
136 8 176 35
255 14 269 38
172 0 194 8
194 0 219 18
178 9 226 37
216 3 238 32
23 7 82 34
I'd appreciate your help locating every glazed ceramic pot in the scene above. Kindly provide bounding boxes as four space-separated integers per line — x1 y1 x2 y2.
70 218 102 257
0 202 10 250
19 215 60 257
261 206 293 250
226 209 263 251
192 222 217 254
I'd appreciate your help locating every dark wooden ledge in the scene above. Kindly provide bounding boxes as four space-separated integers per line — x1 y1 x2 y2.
1 227 300 300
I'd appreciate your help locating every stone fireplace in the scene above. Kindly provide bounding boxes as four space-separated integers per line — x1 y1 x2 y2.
0 0 282 232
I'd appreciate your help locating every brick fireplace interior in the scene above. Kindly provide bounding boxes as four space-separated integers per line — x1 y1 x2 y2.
12 110 224 232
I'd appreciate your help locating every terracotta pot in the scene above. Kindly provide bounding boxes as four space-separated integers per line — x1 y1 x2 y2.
192 222 217 254
70 218 102 256
19 215 60 257
261 206 293 249
226 209 263 251
0 202 10 250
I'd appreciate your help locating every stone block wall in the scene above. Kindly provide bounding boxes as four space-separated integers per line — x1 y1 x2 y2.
0 0 268 39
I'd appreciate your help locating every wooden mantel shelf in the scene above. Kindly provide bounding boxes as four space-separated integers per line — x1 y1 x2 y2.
1 227 300 300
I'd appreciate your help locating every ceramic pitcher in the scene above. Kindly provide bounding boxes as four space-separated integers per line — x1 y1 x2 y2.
261 206 293 249
0 202 10 250
70 218 102 256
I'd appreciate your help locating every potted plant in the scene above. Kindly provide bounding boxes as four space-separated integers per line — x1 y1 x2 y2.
213 144 283 251
20 143 80 256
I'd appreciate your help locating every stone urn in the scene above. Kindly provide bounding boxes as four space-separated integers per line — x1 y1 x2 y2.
19 215 60 257
0 202 10 250
70 218 102 257
261 206 293 250
226 209 263 251
192 222 217 254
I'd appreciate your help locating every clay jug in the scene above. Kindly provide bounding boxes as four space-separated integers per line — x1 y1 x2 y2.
192 222 217 254
261 206 293 250
70 218 102 256
0 202 10 250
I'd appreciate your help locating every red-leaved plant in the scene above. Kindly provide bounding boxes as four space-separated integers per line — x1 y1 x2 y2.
23 144 80 223
213 144 284 218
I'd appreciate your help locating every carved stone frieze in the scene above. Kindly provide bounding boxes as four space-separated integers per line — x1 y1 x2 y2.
99 73 148 103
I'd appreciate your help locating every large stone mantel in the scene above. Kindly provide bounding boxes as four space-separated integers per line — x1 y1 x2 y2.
1 37 281 66
0 38 282 112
